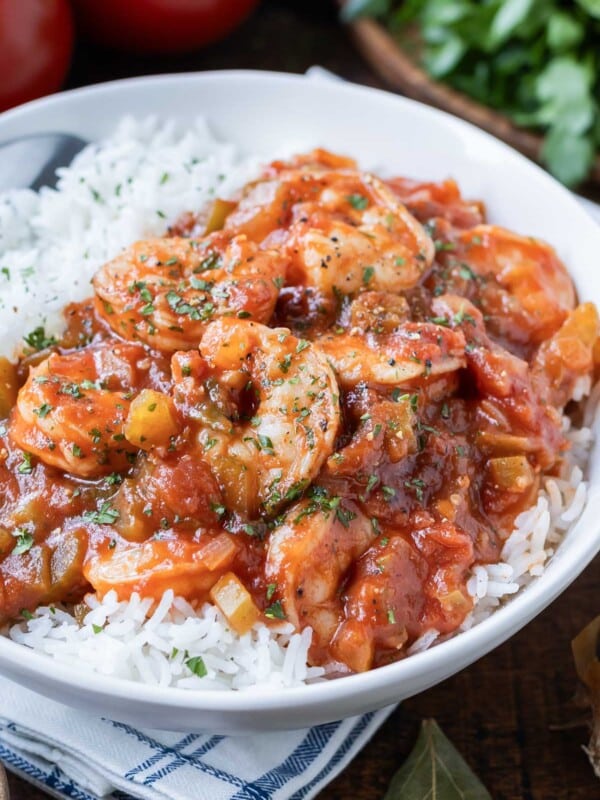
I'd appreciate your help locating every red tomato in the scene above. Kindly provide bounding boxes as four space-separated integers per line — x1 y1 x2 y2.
0 0 73 112
72 0 261 55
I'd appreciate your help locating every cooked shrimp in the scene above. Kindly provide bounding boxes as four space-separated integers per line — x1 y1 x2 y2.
226 164 434 298
172 318 341 517
431 294 565 468
332 522 474 672
84 532 240 602
386 176 485 228
531 302 599 408
438 225 576 347
83 453 233 602
9 342 155 478
93 232 286 352
316 320 466 388
265 494 376 665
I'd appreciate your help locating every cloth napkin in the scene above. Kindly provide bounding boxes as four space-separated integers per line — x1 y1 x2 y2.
0 676 394 799
2 67 599 800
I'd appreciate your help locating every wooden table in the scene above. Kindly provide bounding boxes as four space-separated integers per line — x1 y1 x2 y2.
6 1 600 797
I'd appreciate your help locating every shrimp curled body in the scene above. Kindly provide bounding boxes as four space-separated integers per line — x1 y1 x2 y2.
172 318 341 517
9 342 152 478
93 233 287 352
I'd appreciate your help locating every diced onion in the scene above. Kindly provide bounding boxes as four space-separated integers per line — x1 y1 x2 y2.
209 572 260 635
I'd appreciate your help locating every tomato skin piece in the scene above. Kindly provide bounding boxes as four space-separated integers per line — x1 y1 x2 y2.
72 0 261 55
0 0 73 112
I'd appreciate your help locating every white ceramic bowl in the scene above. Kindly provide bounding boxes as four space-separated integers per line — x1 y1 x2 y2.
0 71 599 733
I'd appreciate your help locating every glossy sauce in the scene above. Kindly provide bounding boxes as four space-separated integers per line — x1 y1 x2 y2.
0 150 597 674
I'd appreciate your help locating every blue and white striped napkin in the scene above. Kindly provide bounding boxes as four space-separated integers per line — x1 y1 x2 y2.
0 675 393 800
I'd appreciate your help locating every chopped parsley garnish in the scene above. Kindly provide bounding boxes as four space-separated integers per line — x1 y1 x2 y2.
264 600 286 620
23 326 57 352
458 264 476 281
34 403 53 418
59 382 85 399
266 583 277 601
283 480 309 503
279 354 293 374
364 475 378 496
17 452 33 474
185 655 208 677
210 502 226 518
404 478 425 502
83 501 120 525
429 315 450 327
347 193 368 210
362 265 375 285
195 252 221 272
257 434 275 454
293 485 356 528
12 530 33 555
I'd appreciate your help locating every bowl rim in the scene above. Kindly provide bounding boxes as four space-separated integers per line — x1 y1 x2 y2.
0 68 599 715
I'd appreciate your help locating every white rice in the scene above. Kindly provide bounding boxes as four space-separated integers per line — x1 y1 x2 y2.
8 591 324 691
1 117 595 689
0 116 264 357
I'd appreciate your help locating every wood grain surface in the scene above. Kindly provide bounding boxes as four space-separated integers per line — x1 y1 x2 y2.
4 2 600 798
0 764 8 800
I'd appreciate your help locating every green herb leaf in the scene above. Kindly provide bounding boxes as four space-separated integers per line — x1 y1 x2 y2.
362 265 375 285
264 600 286 620
384 719 492 799
83 501 120 525
12 530 33 555
547 12 584 52
488 0 535 48
575 0 600 19
542 127 595 187
23 326 57 352
17 452 33 475
346 193 369 210
266 583 277 601
34 403 53 419
185 655 207 677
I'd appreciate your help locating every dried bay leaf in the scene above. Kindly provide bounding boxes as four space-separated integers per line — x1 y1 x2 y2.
384 719 492 800
572 615 600 778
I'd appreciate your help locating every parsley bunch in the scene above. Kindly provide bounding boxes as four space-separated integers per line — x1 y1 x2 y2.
343 0 600 186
